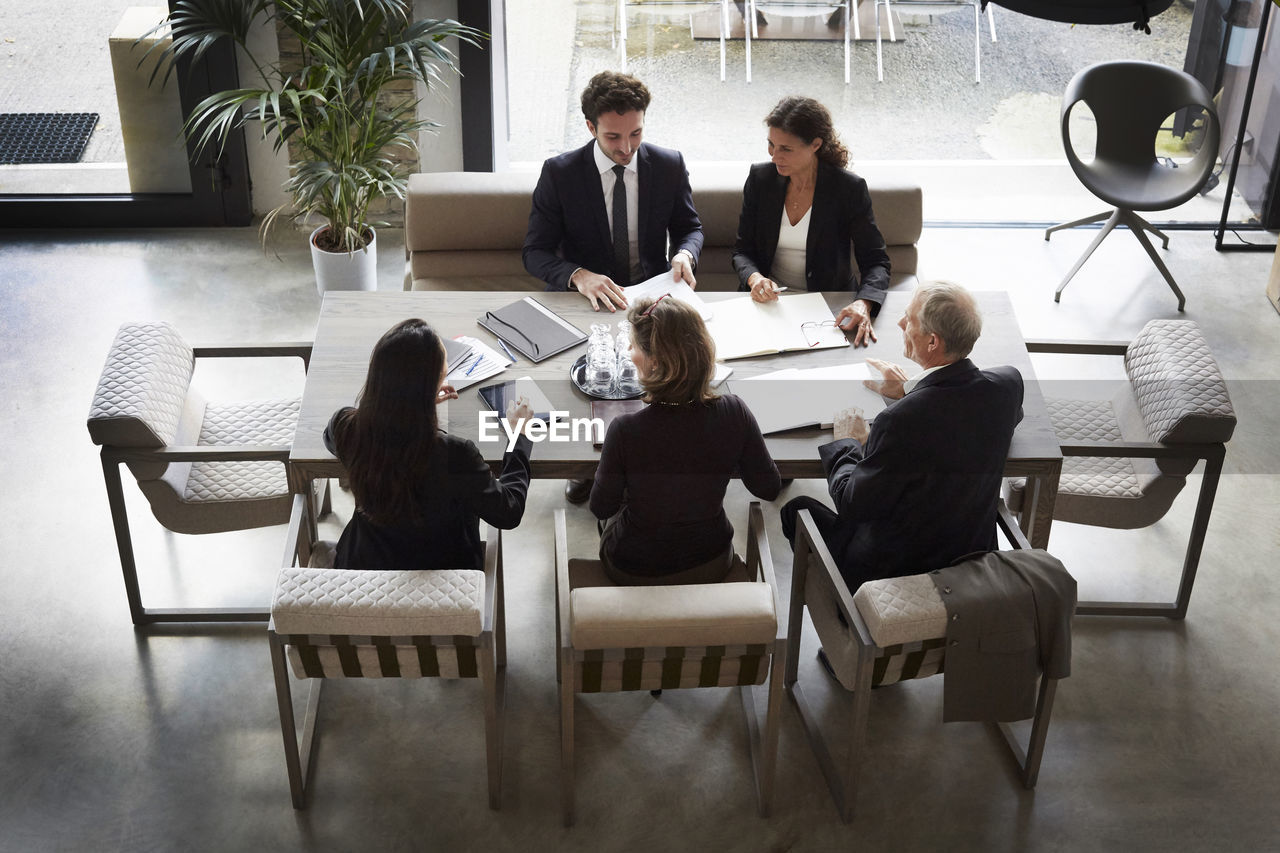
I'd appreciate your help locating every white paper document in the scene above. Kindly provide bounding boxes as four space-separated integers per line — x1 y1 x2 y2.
729 361 889 435
622 272 713 321
705 292 849 361
446 335 511 390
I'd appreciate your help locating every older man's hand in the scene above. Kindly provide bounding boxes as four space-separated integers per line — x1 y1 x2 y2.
865 357 910 400
671 252 697 289
832 407 869 443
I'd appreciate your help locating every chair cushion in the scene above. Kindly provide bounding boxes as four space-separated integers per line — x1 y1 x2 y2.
182 398 299 501
1125 319 1236 445
853 573 949 647
569 564 775 649
272 567 485 637
87 321 194 447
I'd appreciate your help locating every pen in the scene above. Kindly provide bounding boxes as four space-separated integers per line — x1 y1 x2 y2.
465 352 483 376
496 338 517 362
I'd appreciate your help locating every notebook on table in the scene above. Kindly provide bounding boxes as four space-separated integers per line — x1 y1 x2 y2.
443 336 474 374
477 297 588 363
705 292 850 361
728 362 888 435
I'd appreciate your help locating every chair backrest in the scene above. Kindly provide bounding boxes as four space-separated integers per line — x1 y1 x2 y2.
272 565 487 679
1122 319 1235 479
1063 60 1214 168
1061 60 1220 210
87 321 205 483
87 322 194 448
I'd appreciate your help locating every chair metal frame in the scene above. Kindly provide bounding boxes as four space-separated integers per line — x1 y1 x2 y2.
269 495 507 809
553 503 785 826
873 0 996 82
784 501 1057 823
97 341 325 625
1023 338 1229 619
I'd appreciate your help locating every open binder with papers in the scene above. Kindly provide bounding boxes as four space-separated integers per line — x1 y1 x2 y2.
706 292 850 361
477 297 587 363
621 272 713 321
728 362 889 435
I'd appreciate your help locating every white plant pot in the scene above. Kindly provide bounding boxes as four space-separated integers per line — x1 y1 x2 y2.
310 226 377 296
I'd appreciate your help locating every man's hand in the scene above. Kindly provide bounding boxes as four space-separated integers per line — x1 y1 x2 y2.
747 273 782 304
835 299 877 348
570 269 628 312
833 407 869 443
864 357 909 400
436 384 459 403
671 252 697 289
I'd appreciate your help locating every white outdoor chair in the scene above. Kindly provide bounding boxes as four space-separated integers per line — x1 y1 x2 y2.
873 0 995 82
616 0 733 80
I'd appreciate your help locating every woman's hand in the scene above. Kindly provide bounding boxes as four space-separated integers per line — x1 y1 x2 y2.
505 396 534 434
835 300 876 347
748 274 782 304
436 384 459 403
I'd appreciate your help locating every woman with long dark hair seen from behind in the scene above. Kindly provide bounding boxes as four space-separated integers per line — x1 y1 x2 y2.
733 95 891 347
324 318 534 570
589 296 781 585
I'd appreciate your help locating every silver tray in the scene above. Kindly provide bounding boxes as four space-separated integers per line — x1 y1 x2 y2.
570 354 644 400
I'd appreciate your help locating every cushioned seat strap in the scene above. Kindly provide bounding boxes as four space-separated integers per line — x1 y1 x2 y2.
872 637 947 687
287 634 480 679
576 643 769 692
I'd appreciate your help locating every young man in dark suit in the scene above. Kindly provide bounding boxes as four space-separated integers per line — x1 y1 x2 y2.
781 282 1025 590
523 71 704 314
524 70 705 503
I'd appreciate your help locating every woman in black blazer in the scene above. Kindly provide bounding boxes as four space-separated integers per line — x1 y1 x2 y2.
589 296 781 585
732 96 891 348
323 318 534 570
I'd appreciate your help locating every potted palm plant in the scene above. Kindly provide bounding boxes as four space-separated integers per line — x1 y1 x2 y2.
149 0 482 293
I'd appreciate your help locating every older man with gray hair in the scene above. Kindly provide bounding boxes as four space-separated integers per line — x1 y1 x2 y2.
781 281 1025 591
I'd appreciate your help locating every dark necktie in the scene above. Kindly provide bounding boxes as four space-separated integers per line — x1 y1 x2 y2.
611 165 630 286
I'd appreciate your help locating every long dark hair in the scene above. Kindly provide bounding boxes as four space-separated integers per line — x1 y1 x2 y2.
765 96 850 169
333 318 444 526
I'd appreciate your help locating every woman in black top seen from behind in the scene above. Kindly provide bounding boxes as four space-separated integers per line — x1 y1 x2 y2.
590 296 782 585
324 318 534 570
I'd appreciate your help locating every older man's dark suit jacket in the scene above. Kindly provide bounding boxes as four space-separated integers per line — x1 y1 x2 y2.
818 359 1024 588
732 160 891 313
522 140 704 290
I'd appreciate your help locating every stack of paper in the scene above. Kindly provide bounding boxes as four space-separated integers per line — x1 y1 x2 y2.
622 272 713 321
446 335 513 390
706 292 849 361
729 362 889 435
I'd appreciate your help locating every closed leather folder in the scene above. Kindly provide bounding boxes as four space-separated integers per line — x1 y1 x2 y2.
477 297 588 363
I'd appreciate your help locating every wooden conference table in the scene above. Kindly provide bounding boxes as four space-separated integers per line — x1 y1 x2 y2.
289 290 1062 549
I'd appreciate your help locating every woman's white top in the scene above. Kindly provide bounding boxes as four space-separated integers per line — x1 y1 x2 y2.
771 206 810 291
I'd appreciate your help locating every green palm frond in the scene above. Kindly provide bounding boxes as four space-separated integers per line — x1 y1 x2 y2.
154 0 486 252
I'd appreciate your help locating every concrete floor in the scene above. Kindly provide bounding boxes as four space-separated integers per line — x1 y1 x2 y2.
1 223 1279 851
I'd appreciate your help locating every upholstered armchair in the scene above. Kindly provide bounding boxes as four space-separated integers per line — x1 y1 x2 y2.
1007 319 1236 618
785 502 1073 822
553 503 785 826
87 321 325 624
269 495 506 809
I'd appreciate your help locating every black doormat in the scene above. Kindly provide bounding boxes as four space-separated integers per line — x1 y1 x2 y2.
0 112 99 165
